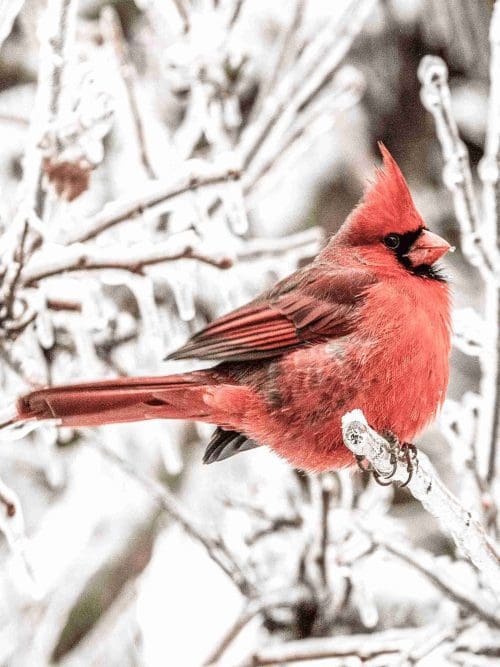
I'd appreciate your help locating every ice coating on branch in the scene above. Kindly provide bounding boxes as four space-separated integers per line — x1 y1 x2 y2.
220 180 249 235
452 308 484 357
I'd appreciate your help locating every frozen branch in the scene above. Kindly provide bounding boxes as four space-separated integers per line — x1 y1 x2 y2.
67 163 240 243
22 0 78 218
21 236 233 285
417 55 497 278
239 0 375 174
2 0 77 325
341 410 500 595
238 627 433 666
479 0 500 248
360 527 500 628
100 6 157 179
204 588 308 666
477 1 500 491
91 439 255 596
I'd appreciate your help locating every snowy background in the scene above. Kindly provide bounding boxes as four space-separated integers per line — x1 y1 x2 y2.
0 1 498 665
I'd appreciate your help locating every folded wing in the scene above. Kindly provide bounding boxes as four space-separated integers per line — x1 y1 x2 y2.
167 267 375 362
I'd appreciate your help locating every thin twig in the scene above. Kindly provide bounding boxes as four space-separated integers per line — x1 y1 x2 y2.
100 6 157 179
418 55 496 277
67 165 240 243
478 1 500 490
204 588 308 666
91 439 254 596
360 526 500 628
342 410 500 596
21 240 233 285
239 627 433 666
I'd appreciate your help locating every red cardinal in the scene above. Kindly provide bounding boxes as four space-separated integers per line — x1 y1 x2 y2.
16 145 451 471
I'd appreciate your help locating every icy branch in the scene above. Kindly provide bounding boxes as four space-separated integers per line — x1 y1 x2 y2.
67 163 240 243
418 55 497 277
239 627 433 667
100 6 157 179
341 410 500 595
21 236 233 285
92 440 254 596
204 588 308 666
360 528 500 628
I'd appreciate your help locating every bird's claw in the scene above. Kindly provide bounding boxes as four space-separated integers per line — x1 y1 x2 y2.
356 433 418 488
399 442 418 488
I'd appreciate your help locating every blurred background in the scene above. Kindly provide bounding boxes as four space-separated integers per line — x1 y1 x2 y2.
0 1 496 665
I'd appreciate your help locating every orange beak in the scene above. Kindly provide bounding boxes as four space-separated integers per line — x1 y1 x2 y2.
406 230 451 266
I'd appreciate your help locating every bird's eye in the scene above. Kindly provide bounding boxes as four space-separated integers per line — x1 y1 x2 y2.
384 234 400 249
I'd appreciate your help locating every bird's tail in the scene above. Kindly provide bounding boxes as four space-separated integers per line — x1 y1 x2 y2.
15 371 219 428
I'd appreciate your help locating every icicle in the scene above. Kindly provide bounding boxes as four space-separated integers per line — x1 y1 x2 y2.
220 179 248 235
0 474 38 597
168 274 196 322
64 314 102 377
350 571 379 629
189 189 212 234
33 289 55 350
222 95 241 130
159 424 183 476
38 424 65 490
124 274 163 352
0 474 25 549
452 307 484 357
440 393 481 472
195 421 214 442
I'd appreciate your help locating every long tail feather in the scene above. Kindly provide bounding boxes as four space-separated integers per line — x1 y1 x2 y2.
16 371 217 427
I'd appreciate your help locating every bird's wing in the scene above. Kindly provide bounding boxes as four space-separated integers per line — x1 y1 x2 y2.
167 266 375 362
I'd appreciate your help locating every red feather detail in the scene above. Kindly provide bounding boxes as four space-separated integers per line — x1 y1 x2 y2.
16 371 218 426
167 267 375 362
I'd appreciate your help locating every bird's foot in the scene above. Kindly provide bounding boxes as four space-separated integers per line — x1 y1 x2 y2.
357 431 418 488
399 442 418 488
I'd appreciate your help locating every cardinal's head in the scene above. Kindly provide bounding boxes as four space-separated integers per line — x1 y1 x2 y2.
329 143 451 279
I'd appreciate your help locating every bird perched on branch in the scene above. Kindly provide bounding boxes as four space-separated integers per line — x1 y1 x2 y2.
15 145 451 472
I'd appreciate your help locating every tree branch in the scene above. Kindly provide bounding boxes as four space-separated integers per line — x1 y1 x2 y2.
359 526 500 628
238 627 432 666
21 237 233 285
341 410 500 596
91 439 255 596
417 55 497 278
66 165 240 244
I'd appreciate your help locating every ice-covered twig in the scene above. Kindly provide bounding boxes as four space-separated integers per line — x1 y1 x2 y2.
21 238 233 285
480 0 500 249
2 0 77 323
67 163 240 243
477 1 500 490
341 410 500 595
417 55 496 278
91 439 255 596
100 6 157 179
239 0 375 173
359 526 500 628
22 0 78 218
238 626 433 667
204 587 308 666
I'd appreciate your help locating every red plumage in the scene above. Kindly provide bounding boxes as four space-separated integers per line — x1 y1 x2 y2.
16 145 452 471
